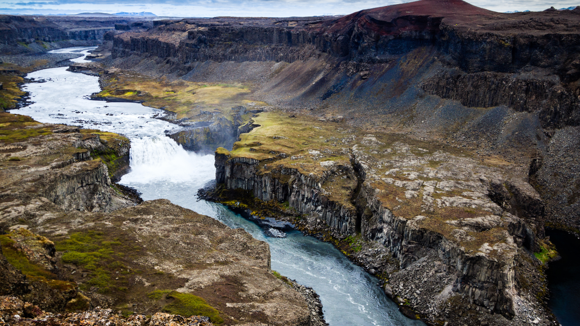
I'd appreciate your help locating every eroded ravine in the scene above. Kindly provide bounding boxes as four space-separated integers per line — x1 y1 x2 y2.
14 47 423 326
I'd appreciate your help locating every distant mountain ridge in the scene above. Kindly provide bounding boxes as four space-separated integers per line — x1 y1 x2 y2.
114 12 156 17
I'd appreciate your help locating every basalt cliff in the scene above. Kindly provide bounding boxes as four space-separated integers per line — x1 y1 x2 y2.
0 15 156 55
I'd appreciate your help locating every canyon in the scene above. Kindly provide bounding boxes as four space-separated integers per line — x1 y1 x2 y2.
100 0 580 232
0 110 323 324
1 0 580 325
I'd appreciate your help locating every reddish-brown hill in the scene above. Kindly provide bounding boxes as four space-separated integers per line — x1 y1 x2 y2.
322 0 497 36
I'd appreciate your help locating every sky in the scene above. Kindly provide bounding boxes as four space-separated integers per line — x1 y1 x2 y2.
0 0 578 17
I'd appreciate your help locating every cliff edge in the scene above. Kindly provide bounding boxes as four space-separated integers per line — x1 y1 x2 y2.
0 112 323 325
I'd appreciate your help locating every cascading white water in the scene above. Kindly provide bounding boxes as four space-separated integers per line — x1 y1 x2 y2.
14 47 425 326
130 137 185 166
124 136 216 184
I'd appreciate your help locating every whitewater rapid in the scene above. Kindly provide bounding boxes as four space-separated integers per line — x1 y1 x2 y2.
14 47 424 326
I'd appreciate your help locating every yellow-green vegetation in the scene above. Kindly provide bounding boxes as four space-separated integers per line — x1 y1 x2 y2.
80 129 129 178
147 290 224 324
97 73 266 121
534 239 558 264
272 270 293 286
215 147 230 156
345 234 363 252
0 229 75 291
0 113 52 143
0 74 26 110
65 293 91 312
55 231 130 293
80 129 129 147
229 111 352 181
0 61 50 110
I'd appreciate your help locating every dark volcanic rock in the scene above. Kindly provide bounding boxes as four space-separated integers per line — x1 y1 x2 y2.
103 0 580 234
0 247 28 297
167 106 261 153
0 14 155 55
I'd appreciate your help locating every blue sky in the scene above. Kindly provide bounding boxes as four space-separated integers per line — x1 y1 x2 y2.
0 0 578 17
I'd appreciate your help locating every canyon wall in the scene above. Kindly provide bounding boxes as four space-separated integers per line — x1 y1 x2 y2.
104 1 580 232
0 15 155 55
214 142 548 325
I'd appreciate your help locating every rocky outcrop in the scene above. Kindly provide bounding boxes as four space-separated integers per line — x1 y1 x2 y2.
212 111 555 326
0 228 77 312
0 299 214 325
0 248 28 297
0 120 134 219
167 106 260 153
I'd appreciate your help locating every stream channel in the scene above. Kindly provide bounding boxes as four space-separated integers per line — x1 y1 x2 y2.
12 47 425 326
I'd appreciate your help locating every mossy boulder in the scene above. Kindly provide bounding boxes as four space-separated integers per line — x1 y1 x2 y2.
0 228 77 312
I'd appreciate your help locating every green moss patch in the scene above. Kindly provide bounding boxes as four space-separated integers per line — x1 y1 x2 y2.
147 290 224 324
55 231 128 293
534 240 558 264
0 232 75 291
272 270 293 286
0 234 55 280
0 113 53 143
345 234 362 252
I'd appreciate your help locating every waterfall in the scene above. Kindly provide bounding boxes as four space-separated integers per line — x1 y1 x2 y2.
122 136 215 184
130 136 188 166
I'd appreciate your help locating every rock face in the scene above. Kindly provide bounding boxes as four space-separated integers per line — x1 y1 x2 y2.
0 112 321 325
168 106 259 153
421 70 580 130
0 15 155 55
212 111 554 326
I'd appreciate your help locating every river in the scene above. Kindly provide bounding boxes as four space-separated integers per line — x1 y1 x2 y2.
546 230 580 326
13 47 424 326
